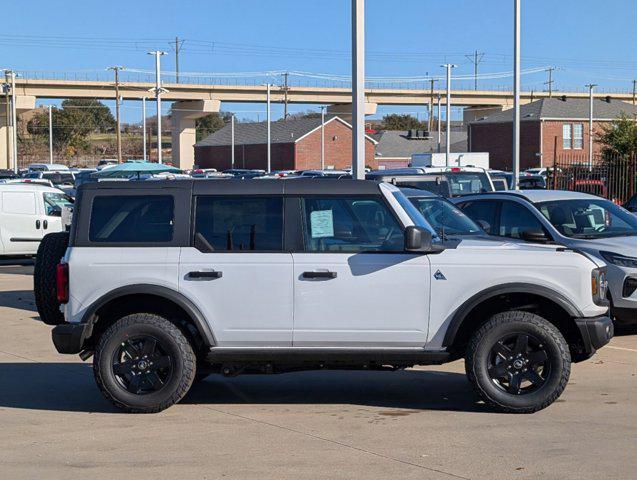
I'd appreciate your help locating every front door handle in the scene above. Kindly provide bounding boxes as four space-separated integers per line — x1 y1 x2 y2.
187 270 223 280
43 220 48 230
302 271 337 280
35 220 41 229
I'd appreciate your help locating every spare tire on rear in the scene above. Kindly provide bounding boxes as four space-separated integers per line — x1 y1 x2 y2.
34 231 70 326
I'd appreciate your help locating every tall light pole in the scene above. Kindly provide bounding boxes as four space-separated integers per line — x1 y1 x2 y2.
265 83 271 173
9 71 18 173
3 73 11 168
586 83 597 170
142 97 147 161
231 113 235 169
48 105 53 164
441 64 457 166
108 66 124 163
320 106 326 170
436 94 442 153
513 0 521 189
352 0 366 179
148 51 167 163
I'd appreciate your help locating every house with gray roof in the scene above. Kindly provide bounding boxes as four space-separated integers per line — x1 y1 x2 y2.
373 130 468 168
469 97 637 171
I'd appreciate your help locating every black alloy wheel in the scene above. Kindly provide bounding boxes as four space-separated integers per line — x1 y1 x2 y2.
112 336 173 395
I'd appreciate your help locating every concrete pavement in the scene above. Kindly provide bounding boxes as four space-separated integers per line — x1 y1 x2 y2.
0 261 635 480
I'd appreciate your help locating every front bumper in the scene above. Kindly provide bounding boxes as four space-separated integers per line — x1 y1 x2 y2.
52 322 89 354
574 315 614 356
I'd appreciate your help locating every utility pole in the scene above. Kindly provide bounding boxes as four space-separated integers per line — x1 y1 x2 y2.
108 66 124 163
586 84 597 170
427 78 437 133
632 79 636 105
231 113 235 169
281 72 290 120
9 71 17 173
3 73 10 168
266 83 271 173
512 0 521 189
172 37 184 83
436 94 442 153
544 67 555 98
465 50 484 91
148 51 167 164
142 97 147 161
442 64 457 166
320 106 326 170
48 105 53 164
352 0 366 180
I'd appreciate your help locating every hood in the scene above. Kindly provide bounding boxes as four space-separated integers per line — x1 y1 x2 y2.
454 236 564 253
568 235 637 257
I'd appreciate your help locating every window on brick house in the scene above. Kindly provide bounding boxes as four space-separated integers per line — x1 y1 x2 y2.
573 124 584 149
562 124 572 149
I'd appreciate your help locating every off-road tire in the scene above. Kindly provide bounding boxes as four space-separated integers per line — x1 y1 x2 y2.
93 313 197 413
465 311 571 413
34 231 69 325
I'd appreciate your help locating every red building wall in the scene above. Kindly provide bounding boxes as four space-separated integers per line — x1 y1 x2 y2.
541 121 607 166
469 121 541 171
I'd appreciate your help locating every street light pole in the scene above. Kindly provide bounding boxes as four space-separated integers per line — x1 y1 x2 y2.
320 106 326 170
108 66 124 163
148 51 167 164
2 73 10 168
231 113 235 169
586 83 597 170
48 105 53 164
266 83 271 173
10 71 18 173
513 0 521 189
352 0 366 179
436 94 442 153
441 64 456 166
142 97 147 161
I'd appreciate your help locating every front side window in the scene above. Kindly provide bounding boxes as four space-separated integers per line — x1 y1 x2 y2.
410 197 482 236
573 124 584 149
459 200 499 234
537 199 637 239
563 124 572 149
498 201 545 239
301 196 403 253
89 195 174 242
194 196 283 252
43 192 73 216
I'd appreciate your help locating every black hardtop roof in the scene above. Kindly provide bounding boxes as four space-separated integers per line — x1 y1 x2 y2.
79 178 384 196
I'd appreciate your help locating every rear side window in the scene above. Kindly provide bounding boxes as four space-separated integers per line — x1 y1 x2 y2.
89 195 174 242
194 196 283 252
459 200 499 234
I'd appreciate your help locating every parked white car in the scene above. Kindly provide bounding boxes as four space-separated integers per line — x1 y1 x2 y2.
27 163 70 173
0 183 72 255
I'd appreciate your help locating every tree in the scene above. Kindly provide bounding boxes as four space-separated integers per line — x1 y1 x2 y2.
196 112 233 141
599 114 637 158
380 114 427 131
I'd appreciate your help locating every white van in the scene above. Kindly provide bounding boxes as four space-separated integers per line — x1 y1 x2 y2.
27 163 70 173
0 184 72 255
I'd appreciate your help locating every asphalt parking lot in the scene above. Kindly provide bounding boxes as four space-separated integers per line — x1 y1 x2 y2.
0 261 635 480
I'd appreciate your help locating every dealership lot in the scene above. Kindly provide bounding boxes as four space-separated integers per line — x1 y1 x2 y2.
0 261 635 480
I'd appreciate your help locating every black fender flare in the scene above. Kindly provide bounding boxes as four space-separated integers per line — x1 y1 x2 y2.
80 284 216 346
442 283 583 347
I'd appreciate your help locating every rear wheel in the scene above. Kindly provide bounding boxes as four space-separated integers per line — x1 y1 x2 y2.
465 311 571 413
34 231 69 325
93 313 196 413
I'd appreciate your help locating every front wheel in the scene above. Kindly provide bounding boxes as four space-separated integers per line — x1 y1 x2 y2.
93 313 196 413
465 311 571 413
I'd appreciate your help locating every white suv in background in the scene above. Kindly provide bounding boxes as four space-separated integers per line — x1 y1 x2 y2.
39 179 612 414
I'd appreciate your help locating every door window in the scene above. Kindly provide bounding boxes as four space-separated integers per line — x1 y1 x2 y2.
301 196 403 253
2 192 36 215
43 192 73 216
194 196 283 252
459 200 499 234
499 201 545 239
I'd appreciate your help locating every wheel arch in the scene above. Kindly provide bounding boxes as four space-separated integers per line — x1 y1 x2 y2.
443 283 584 353
81 284 216 350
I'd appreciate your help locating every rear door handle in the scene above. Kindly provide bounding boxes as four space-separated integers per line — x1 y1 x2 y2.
187 270 223 280
302 271 337 279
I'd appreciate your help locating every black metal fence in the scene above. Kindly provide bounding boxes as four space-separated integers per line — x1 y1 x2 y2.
547 154 637 204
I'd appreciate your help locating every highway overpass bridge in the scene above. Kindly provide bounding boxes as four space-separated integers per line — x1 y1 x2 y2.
2 78 635 169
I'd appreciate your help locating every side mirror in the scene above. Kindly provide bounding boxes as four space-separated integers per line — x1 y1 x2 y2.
521 229 549 243
405 226 434 252
476 219 491 233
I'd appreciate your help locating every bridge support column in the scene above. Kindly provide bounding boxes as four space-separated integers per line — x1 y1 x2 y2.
326 102 377 123
463 106 504 124
0 96 36 170
171 100 220 170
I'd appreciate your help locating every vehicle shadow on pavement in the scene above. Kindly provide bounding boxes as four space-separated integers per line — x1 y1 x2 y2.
0 259 35 276
0 363 484 413
185 369 485 413
0 290 37 312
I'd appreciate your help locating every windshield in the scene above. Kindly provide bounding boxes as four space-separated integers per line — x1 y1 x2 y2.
446 172 492 195
409 197 482 236
536 199 637 239
43 192 74 216
391 191 438 237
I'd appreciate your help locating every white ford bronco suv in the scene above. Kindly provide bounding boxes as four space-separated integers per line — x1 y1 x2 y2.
37 179 613 413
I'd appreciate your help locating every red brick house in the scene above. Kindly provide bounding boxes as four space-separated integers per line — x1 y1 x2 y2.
194 116 377 171
468 98 637 171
